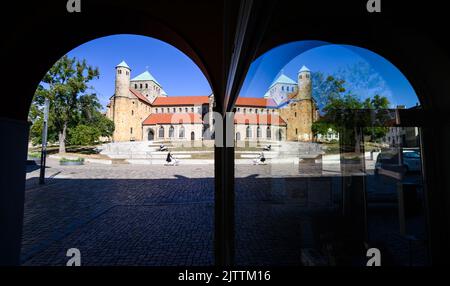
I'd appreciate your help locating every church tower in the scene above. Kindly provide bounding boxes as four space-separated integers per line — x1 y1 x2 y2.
297 65 312 100
112 61 136 142
115 61 131 98
280 65 315 142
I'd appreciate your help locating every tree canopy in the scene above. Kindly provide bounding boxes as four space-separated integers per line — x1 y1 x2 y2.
29 55 114 151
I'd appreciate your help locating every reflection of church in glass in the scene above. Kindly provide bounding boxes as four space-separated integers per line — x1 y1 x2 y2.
106 61 318 142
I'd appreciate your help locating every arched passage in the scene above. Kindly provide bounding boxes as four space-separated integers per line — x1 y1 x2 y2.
18 34 215 266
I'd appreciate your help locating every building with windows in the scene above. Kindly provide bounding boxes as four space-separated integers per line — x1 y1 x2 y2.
106 61 317 142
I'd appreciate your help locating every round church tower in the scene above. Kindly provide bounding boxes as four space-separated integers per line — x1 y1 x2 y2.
297 65 312 100
115 60 131 98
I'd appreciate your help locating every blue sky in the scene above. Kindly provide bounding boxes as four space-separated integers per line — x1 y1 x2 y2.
66 34 212 109
63 36 419 110
240 42 420 108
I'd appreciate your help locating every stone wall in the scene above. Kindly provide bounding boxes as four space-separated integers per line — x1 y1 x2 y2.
280 99 314 142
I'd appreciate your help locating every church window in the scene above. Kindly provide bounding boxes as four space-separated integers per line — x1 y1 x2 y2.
282 86 284 91
191 107 194 112
132 110 134 116
179 126 185 138
173 108 176 113
185 107 188 112
295 128 298 135
130 127 133 134
158 126 164 138
299 75 302 79
267 126 271 139
237 108 240 112
179 108 182 112
135 84 137 89
169 126 174 138
295 112 297 117
146 83 148 88
257 126 261 138
118 70 122 74
255 109 258 114
249 109 253 113
243 109 246 114
246 125 252 138
140 84 143 89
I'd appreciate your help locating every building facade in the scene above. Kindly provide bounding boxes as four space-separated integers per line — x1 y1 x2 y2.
106 61 317 143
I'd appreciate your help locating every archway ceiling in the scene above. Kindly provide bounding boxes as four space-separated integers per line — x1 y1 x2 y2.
2 0 450 122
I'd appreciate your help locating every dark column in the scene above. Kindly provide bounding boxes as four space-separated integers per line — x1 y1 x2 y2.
421 122 450 265
0 118 29 265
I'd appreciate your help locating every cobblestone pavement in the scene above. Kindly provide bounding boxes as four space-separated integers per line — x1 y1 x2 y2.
22 159 428 266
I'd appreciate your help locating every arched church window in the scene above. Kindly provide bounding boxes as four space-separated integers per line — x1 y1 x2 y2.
185 107 188 112
257 126 261 138
169 126 174 138
135 84 137 89
140 84 143 89
146 83 148 88
267 126 271 139
246 125 251 138
158 126 164 138
191 107 194 112
179 126 185 138
131 110 134 116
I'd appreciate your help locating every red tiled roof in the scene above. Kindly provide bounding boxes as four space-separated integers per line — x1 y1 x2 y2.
129 88 151 104
235 97 277 108
142 113 203 125
152 96 209 106
234 114 286 126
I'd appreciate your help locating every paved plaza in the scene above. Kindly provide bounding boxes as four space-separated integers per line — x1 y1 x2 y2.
22 158 427 266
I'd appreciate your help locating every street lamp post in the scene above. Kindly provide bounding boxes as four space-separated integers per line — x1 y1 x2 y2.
39 98 50 185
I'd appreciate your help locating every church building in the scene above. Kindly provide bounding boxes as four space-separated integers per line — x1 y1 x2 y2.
106 61 317 143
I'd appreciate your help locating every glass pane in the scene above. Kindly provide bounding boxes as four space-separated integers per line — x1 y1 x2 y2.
234 41 428 266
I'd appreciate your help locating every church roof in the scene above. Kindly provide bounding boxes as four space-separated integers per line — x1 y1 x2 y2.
269 73 296 89
235 97 278 108
116 61 130 69
142 113 203 125
129 89 151 104
298 65 310 73
131 71 162 86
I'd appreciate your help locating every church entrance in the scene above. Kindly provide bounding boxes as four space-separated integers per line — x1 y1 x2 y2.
148 129 154 141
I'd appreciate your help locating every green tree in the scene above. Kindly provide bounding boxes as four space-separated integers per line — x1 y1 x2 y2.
68 125 101 146
32 55 100 153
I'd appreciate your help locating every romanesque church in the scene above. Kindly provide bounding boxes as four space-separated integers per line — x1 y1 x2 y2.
106 61 318 142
